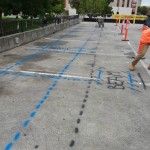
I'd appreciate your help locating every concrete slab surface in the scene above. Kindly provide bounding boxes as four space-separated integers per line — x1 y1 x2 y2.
0 22 150 150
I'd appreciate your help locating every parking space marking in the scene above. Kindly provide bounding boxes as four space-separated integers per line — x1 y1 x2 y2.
0 26 80 76
3 25 97 150
45 38 99 43
2 69 148 90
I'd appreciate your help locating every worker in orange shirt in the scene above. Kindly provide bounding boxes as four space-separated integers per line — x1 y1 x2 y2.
130 29 150 71
144 10 150 28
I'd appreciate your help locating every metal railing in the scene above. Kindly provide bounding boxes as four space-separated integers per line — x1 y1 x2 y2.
0 15 79 37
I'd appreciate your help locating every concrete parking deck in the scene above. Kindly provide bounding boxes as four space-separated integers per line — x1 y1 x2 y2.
0 22 150 150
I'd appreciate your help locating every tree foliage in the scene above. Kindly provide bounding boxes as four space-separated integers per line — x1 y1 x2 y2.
0 0 64 19
69 0 113 16
137 6 149 15
0 0 9 19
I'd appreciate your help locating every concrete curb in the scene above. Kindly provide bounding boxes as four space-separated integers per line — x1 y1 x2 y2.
0 19 79 53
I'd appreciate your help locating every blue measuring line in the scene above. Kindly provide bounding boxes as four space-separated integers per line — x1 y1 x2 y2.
128 71 135 91
3 27 97 150
97 69 102 84
0 26 79 76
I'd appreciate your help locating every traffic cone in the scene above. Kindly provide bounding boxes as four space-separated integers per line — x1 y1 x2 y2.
122 19 130 41
115 19 118 26
120 18 125 35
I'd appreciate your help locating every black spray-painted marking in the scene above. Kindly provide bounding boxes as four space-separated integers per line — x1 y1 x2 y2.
91 70 94 73
107 72 128 79
85 95 88 98
75 128 79 133
92 64 95 67
138 73 146 90
86 91 89 94
77 119 80 124
70 140 75 147
69 42 97 148
82 104 85 108
107 71 125 89
80 111 83 115
106 71 141 92
107 76 125 89
83 99 87 103
35 145 39 149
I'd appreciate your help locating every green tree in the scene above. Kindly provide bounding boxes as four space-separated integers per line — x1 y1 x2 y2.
21 0 47 19
21 0 64 18
70 0 113 16
50 0 64 14
103 0 113 15
138 6 148 15
0 0 64 19
0 0 9 19
5 0 22 18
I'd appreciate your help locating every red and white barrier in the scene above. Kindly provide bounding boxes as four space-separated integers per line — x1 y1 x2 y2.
120 18 125 35
122 19 130 41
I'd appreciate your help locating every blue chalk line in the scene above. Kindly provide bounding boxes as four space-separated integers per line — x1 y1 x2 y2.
3 27 97 150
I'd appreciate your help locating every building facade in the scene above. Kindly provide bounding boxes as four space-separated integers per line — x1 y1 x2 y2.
110 0 142 15
64 0 77 16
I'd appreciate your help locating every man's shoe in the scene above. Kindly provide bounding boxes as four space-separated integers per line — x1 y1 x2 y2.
148 66 150 70
130 64 135 71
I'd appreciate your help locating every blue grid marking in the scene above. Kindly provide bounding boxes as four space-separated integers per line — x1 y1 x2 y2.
30 112 36 118
128 71 135 91
5 143 13 150
23 120 30 127
4 27 97 150
13 133 21 142
97 69 102 84
0 27 79 76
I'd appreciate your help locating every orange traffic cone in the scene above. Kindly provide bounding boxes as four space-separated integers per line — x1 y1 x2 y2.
116 19 118 26
122 19 130 41
120 18 125 35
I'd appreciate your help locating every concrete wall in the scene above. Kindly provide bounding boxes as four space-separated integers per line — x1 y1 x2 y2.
0 19 79 52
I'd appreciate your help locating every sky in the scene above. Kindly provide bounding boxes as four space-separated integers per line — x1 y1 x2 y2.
141 0 150 6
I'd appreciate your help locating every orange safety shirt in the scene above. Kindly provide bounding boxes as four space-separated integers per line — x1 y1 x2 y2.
140 29 150 44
